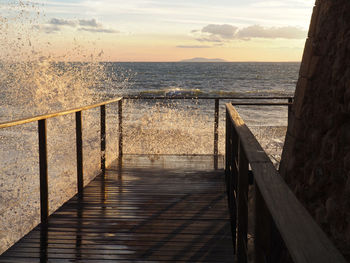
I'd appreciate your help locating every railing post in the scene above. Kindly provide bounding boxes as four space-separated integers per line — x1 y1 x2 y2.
214 99 219 168
118 99 123 159
237 141 249 263
288 97 293 125
100 105 106 175
225 110 231 177
38 119 48 225
225 107 237 254
255 186 272 263
76 111 83 198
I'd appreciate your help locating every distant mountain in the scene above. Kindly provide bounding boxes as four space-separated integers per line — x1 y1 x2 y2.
180 57 227 62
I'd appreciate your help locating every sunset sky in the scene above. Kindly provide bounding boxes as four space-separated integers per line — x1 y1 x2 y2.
2 0 315 61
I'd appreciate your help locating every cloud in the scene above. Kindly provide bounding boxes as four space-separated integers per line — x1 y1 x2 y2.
236 25 307 39
196 37 223 43
79 27 119 33
49 18 77 27
201 24 238 39
37 17 118 34
79 19 99 28
193 24 307 43
33 25 61 34
176 45 211 48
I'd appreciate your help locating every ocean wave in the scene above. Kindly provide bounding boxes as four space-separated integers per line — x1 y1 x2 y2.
138 87 203 97
135 87 292 98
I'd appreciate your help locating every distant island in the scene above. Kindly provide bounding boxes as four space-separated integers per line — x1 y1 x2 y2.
180 57 227 62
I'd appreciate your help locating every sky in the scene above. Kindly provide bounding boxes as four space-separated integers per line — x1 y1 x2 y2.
1 0 315 62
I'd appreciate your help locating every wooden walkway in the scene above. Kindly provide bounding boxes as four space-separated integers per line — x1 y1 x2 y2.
0 155 234 263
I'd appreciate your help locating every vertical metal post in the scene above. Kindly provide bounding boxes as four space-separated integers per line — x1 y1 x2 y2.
237 142 249 263
76 111 83 198
225 110 231 176
214 99 219 157
100 105 106 175
118 99 123 159
288 97 293 125
38 119 49 225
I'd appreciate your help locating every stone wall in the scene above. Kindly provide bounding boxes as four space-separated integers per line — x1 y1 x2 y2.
279 0 350 260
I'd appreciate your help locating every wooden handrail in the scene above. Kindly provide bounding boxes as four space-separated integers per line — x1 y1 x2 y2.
225 103 347 263
0 97 123 129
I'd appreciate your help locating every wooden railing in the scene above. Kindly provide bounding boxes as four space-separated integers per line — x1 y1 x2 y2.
225 103 347 263
0 97 123 225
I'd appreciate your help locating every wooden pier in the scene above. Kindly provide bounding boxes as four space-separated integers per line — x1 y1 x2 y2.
0 155 234 262
0 96 347 263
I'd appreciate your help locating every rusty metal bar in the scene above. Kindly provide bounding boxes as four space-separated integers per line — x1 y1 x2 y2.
100 105 106 175
38 119 48 225
76 111 83 198
118 100 123 158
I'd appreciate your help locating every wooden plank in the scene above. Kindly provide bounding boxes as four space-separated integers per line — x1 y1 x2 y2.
0 155 234 262
251 162 347 263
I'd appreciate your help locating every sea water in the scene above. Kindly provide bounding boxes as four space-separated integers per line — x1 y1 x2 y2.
0 62 299 254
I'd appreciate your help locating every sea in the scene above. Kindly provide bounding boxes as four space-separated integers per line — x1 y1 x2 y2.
0 62 300 254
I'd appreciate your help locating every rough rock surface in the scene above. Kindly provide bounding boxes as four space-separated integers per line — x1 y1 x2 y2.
280 0 350 260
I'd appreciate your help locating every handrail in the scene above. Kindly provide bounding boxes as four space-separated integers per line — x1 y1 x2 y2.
225 103 347 263
0 97 122 129
0 95 292 241
125 96 293 166
0 97 123 225
124 95 293 100
0 96 291 129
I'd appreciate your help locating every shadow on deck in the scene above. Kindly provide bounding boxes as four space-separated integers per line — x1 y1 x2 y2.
0 155 234 263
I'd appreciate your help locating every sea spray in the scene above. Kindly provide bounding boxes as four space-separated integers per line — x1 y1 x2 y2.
123 99 214 155
0 2 293 256
0 1 123 254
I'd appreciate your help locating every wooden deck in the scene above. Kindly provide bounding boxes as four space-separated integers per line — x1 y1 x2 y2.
0 155 234 263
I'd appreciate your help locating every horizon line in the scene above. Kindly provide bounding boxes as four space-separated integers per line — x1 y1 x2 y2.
78 60 302 63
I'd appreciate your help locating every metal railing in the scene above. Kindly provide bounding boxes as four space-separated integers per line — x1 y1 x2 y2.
0 95 292 227
124 96 293 160
0 97 123 225
225 103 346 263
